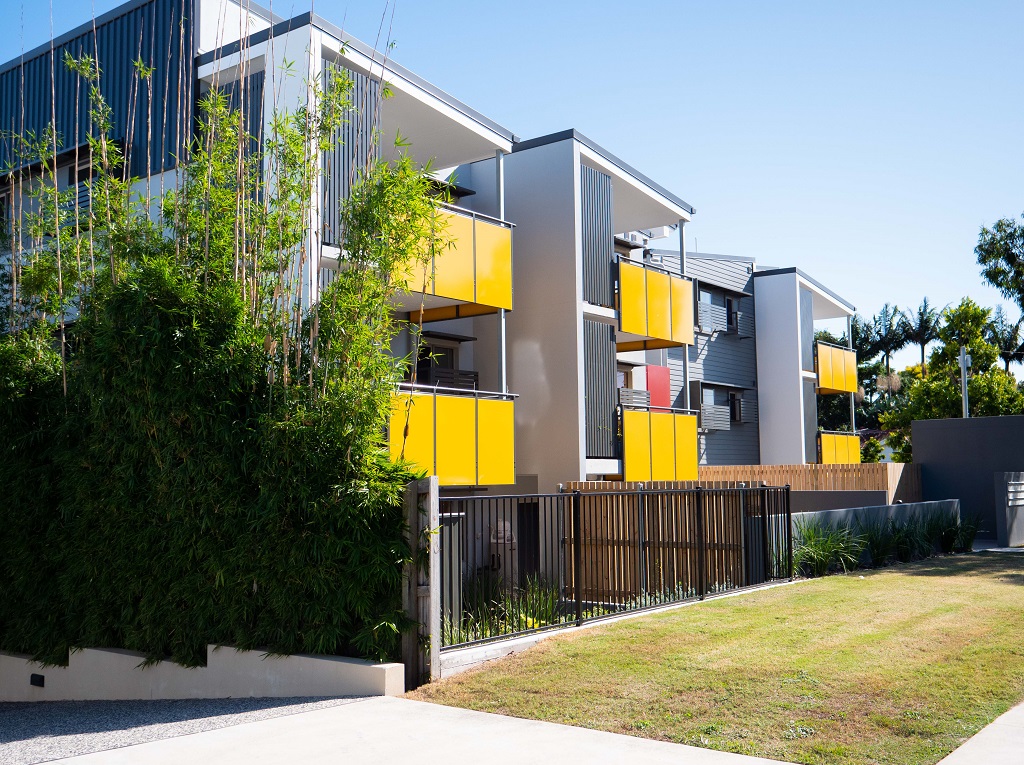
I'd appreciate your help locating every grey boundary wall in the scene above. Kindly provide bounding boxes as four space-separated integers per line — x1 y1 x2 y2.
792 499 961 535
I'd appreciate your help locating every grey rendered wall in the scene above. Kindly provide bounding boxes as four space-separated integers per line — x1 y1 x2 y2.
793 499 960 533
790 491 888 514
913 415 1024 539
994 472 1024 547
667 255 759 465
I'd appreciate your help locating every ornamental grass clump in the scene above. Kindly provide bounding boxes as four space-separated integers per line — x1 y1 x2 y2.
0 49 445 665
794 521 864 578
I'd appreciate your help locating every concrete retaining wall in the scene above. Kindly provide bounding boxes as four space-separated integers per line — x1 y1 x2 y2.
793 499 960 533
0 645 404 702
790 490 889 514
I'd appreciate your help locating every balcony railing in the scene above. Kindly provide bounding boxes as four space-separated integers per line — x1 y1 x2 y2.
816 341 857 395
818 431 862 465
620 405 699 482
700 404 731 432
617 259 694 351
403 205 513 322
390 385 515 486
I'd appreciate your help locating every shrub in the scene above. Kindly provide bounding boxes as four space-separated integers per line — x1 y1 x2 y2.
890 515 933 562
954 515 981 553
794 521 864 577
857 517 895 568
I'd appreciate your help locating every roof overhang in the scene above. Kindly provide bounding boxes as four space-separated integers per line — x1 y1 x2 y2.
196 12 516 170
754 267 855 319
513 129 694 233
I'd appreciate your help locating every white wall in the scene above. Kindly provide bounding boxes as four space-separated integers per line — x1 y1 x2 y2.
197 0 273 55
753 272 806 464
503 139 585 492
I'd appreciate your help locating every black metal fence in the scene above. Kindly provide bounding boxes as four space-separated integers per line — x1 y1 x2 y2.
439 485 792 649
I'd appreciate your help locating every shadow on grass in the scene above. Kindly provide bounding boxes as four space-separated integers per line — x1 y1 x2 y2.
880 552 1024 584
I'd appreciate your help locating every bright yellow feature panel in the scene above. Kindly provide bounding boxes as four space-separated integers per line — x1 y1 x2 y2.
820 433 836 464
646 270 672 342
844 350 858 393
434 211 475 303
623 409 653 482
819 433 862 464
619 262 648 337
649 412 676 481
817 344 834 391
434 395 477 485
476 399 515 485
473 220 513 310
670 277 695 345
674 414 698 480
389 393 434 476
846 434 861 463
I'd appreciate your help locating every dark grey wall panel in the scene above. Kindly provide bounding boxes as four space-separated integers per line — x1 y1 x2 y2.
687 255 753 294
321 62 379 248
0 0 194 178
913 415 1024 538
584 318 616 459
800 287 815 373
580 164 613 307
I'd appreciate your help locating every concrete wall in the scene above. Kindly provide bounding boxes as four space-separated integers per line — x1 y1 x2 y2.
790 490 888 514
994 472 1024 547
793 499 960 533
503 139 585 492
753 271 805 464
0 645 404 702
912 415 1024 539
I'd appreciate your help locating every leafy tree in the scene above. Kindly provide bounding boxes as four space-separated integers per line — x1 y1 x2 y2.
986 306 1024 373
901 298 942 376
861 437 884 463
880 369 1024 462
929 297 999 373
976 212 1024 312
850 313 878 361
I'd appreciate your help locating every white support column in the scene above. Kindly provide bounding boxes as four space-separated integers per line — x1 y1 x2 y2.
679 220 690 411
847 314 856 432
496 148 508 394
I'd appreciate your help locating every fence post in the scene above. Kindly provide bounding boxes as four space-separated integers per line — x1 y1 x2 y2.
402 476 440 691
760 484 770 582
785 484 794 580
738 483 747 587
572 490 583 627
637 483 648 601
695 486 706 600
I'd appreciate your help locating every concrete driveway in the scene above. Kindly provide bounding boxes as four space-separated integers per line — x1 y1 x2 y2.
36 696 790 764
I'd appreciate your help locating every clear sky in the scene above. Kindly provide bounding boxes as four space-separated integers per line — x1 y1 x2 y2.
5 1 1023 369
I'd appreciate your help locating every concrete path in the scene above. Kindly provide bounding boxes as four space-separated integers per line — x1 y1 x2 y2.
938 702 1024 765
46 696 791 764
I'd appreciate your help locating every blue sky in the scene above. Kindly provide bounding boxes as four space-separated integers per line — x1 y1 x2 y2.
5 1 1024 369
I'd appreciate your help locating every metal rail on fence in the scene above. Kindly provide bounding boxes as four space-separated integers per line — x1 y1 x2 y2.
438 485 792 650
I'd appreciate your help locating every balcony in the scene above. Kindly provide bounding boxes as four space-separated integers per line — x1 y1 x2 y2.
398 205 513 323
816 341 857 395
616 260 694 352
818 432 862 464
621 407 698 482
389 387 515 486
700 404 731 432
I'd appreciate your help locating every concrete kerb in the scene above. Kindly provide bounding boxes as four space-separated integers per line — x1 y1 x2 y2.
440 577 809 678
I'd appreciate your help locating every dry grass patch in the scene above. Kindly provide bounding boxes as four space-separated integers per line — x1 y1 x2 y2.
409 553 1024 765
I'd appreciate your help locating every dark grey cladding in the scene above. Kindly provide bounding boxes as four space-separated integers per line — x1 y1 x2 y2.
580 164 613 307
584 318 617 460
0 0 195 178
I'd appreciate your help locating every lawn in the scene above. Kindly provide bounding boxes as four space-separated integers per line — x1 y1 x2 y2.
409 553 1024 765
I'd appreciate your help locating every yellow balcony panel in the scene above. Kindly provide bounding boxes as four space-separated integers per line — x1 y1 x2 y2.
389 393 434 477
622 409 698 483
435 394 477 485
433 211 476 304
619 262 648 337
671 277 695 345
649 411 676 481
646 270 672 342
617 261 692 351
390 391 516 486
817 342 858 395
622 409 652 483
477 398 515 485
473 218 513 310
819 433 861 464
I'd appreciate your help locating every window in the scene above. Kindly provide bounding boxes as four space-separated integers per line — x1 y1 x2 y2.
729 391 743 423
616 364 633 389
726 297 739 333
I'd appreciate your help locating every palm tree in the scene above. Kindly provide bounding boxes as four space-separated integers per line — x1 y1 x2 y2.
901 298 942 376
873 303 909 378
986 306 1024 373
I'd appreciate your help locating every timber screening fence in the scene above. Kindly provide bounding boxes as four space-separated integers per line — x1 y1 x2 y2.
437 485 792 650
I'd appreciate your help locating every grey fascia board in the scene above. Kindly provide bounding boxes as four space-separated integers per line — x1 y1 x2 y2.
685 250 757 264
196 12 518 145
697 378 755 390
0 0 284 77
513 129 695 216
753 266 856 313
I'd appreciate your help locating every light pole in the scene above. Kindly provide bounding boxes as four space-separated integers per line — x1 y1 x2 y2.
959 345 971 418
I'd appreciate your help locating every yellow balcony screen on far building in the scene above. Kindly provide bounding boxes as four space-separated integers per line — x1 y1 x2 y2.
623 410 699 482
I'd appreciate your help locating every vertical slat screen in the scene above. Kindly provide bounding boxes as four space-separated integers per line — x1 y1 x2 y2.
584 318 617 459
580 164 613 307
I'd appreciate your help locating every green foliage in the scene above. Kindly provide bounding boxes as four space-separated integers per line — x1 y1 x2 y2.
929 297 999 373
794 522 863 577
857 518 895 567
986 306 1024 372
976 212 1024 313
901 298 942 376
860 437 884 463
0 56 442 664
